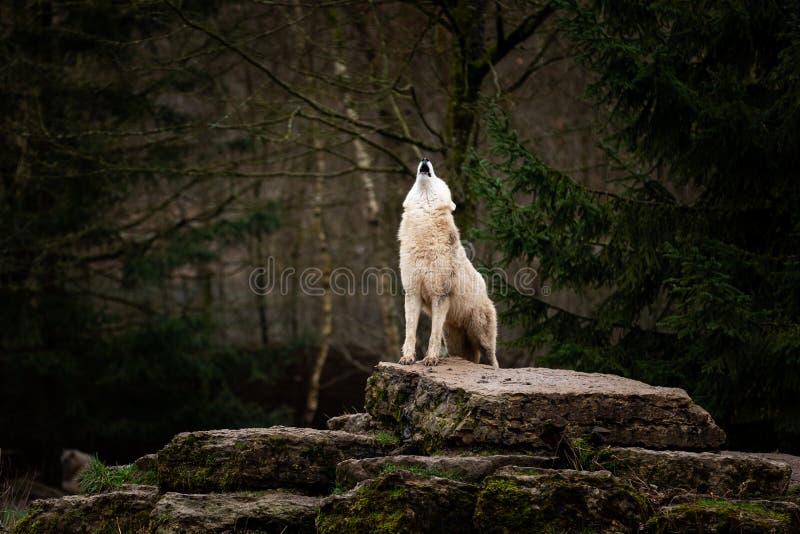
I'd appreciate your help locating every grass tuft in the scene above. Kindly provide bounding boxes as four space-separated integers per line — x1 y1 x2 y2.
78 457 156 493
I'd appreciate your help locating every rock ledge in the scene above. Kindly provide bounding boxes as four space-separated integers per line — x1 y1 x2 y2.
365 359 726 452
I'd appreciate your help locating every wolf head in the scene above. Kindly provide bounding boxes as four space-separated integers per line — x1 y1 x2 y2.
417 158 434 178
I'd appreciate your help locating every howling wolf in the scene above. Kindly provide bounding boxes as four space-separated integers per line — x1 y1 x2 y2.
397 158 499 368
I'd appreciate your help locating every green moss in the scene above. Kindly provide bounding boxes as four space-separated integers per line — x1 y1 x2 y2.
317 480 408 533
374 431 399 447
379 464 463 481
14 492 153 534
667 498 788 522
475 473 645 533
645 497 796 534
474 477 536 532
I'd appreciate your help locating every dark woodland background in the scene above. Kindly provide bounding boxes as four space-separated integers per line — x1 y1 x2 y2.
2 0 800 488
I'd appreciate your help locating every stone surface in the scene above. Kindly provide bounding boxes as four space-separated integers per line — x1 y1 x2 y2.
150 491 321 533
336 454 556 489
645 497 800 533
606 447 792 497
474 468 648 533
365 359 726 452
13 484 158 534
723 450 800 491
326 413 381 434
317 470 477 534
157 426 384 493
134 453 158 473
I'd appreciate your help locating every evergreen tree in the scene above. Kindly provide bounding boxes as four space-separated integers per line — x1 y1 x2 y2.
477 0 800 450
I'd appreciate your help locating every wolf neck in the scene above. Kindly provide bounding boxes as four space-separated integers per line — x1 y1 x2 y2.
405 173 455 212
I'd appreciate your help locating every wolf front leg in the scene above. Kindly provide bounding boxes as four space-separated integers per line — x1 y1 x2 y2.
423 295 450 366
399 291 421 365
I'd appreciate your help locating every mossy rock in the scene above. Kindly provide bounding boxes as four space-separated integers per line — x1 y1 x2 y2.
336 454 556 490
151 491 321 533
316 470 478 533
645 497 800 533
473 468 648 533
157 426 384 494
364 360 725 454
13 484 158 534
601 447 792 498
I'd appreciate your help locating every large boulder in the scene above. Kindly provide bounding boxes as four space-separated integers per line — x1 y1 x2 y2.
150 491 321 533
473 468 648 533
645 497 800 533
157 426 384 493
317 470 478 534
604 447 792 498
336 454 556 490
13 484 158 534
365 359 725 453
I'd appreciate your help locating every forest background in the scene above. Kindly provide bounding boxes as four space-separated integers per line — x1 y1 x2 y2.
2 0 799 487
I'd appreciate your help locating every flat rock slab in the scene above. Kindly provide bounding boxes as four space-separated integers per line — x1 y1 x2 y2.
607 447 792 498
723 450 800 491
365 359 725 452
336 454 556 490
474 468 648 533
645 497 800 533
151 491 321 533
157 426 384 494
317 470 478 534
13 484 158 534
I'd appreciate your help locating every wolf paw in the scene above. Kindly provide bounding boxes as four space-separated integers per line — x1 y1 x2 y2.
422 355 440 366
398 355 416 365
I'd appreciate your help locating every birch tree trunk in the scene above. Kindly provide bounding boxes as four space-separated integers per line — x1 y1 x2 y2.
303 141 332 426
335 58 401 360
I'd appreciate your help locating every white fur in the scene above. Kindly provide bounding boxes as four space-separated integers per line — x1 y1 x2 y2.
397 160 499 367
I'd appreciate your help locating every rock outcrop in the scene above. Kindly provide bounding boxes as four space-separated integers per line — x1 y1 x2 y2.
336 454 556 489
474 468 648 533
317 470 478 534
157 426 384 493
645 497 800 533
365 359 726 453
14 484 158 534
151 491 321 533
325 413 380 434
13 357 796 534
603 447 792 498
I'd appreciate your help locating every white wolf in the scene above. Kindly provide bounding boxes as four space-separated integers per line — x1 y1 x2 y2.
397 158 499 368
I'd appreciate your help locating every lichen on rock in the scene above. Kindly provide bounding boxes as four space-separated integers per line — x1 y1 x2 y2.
473 468 648 533
645 497 800 533
13 484 158 534
156 426 385 494
317 470 478 534
150 491 321 533
365 359 726 454
336 453 556 490
603 447 792 498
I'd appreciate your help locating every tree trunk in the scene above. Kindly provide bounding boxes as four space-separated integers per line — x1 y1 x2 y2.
335 59 401 360
303 142 332 426
445 0 489 231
